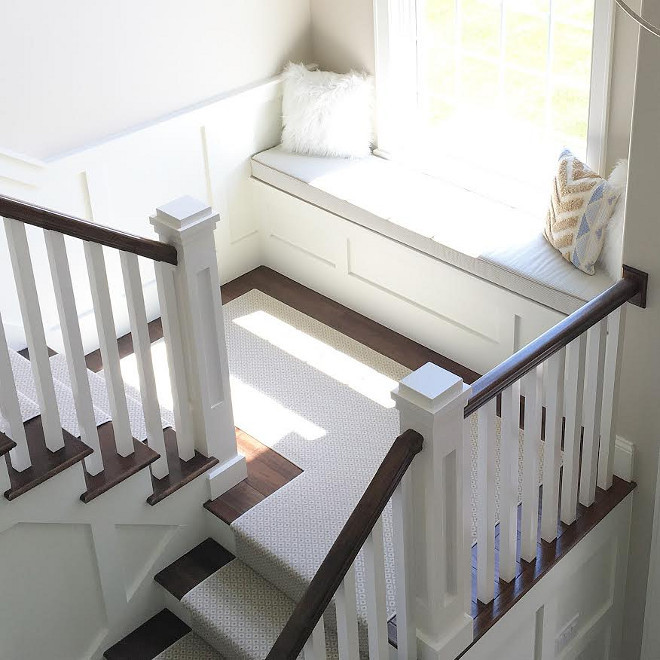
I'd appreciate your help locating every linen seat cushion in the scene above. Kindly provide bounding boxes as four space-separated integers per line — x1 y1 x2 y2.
251 146 616 314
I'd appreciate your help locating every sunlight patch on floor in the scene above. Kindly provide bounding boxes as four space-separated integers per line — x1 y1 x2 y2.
230 376 326 446
233 311 398 408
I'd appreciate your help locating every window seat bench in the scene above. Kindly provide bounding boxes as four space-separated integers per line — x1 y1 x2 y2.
249 146 615 372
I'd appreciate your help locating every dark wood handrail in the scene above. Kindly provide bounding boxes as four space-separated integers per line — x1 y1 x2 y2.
0 195 178 265
266 428 424 660
464 276 640 417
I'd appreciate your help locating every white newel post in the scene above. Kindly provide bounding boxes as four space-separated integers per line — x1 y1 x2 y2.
392 363 473 660
150 197 246 494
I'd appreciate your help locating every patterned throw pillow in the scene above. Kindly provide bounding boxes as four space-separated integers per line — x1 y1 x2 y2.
544 150 620 275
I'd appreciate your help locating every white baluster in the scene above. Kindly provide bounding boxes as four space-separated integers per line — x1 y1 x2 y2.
84 241 134 457
393 363 473 659
364 517 389 659
44 231 103 475
560 335 586 525
150 197 237 463
120 252 168 477
499 380 521 583
477 398 497 603
598 307 626 490
521 365 543 561
303 618 327 660
580 320 607 506
0 315 30 471
4 218 63 452
392 471 416 659
541 349 565 542
154 261 195 461
335 565 360 660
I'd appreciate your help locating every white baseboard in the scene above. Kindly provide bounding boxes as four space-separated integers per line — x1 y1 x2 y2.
207 452 247 500
614 435 635 482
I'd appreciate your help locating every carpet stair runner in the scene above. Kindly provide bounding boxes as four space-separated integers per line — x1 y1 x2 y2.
105 291 531 659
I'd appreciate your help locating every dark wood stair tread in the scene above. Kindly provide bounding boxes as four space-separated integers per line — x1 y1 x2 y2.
0 433 16 457
104 608 190 660
204 429 302 524
81 423 160 503
4 416 92 500
154 537 235 600
148 428 218 505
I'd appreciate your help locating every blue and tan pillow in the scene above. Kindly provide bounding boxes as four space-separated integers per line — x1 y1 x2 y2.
544 150 620 275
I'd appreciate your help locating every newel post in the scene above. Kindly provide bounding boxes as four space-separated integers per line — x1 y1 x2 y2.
392 362 473 660
150 197 246 492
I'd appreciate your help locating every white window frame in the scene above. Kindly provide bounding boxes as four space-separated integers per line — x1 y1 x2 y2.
373 0 616 176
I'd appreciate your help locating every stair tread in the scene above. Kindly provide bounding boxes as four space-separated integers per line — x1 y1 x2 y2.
154 632 224 659
104 609 190 660
81 428 160 503
0 433 16 457
155 538 235 601
148 429 218 505
5 417 92 500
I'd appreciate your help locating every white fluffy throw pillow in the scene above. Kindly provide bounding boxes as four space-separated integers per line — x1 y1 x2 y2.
281 63 374 159
598 159 628 281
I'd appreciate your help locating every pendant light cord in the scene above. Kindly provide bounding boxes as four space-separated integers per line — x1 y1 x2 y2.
616 0 660 39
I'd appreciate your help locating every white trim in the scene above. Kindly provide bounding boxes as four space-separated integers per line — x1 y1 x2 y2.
587 0 617 173
613 435 635 483
642 431 660 659
207 452 248 500
373 0 418 156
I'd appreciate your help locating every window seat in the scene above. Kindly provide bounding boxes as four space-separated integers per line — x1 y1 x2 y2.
251 146 615 315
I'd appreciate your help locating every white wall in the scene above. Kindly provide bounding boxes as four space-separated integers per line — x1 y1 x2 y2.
0 0 310 159
617 2 660 657
309 0 375 75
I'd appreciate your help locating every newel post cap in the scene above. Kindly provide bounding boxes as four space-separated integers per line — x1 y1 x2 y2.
150 196 219 242
392 362 470 414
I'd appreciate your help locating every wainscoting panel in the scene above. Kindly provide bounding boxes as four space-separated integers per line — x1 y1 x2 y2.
0 459 210 660
461 494 632 660
0 75 285 353
255 177 565 374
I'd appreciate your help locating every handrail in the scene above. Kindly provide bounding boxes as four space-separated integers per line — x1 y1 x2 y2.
464 276 640 417
0 194 178 265
266 428 424 660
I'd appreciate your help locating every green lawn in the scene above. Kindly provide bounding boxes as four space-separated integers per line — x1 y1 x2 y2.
423 0 594 151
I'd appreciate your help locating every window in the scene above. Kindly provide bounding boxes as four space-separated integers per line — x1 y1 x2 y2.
374 0 614 210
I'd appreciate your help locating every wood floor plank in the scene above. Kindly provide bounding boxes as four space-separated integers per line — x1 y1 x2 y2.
220 267 480 383
205 429 303 524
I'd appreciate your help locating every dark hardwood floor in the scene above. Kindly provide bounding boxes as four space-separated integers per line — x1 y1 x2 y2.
204 429 303 524
220 266 480 383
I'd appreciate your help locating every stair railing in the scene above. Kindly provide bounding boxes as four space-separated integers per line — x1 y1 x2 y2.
0 194 240 491
266 428 423 659
269 267 646 660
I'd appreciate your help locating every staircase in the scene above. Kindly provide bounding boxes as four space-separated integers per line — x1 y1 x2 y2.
0 190 644 660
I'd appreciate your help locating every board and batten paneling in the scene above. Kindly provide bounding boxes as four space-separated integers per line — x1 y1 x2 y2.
253 178 565 374
0 76 284 353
